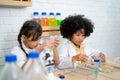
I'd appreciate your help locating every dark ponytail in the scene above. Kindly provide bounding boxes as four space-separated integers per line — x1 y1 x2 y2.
18 32 28 57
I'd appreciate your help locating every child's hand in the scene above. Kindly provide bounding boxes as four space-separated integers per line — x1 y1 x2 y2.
42 36 60 49
53 36 60 48
79 54 88 62
98 52 106 62
73 54 88 63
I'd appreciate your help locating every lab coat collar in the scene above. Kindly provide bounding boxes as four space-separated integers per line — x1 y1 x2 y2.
21 40 34 54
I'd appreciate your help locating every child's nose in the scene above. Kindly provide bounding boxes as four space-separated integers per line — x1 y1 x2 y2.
79 36 84 40
37 40 40 44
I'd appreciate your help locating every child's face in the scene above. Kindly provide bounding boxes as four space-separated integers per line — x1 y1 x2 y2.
71 29 85 47
23 36 41 49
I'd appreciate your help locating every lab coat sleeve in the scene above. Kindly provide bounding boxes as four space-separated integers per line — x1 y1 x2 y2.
57 45 73 69
11 46 26 68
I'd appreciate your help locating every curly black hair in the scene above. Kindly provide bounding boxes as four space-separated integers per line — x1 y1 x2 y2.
60 15 94 39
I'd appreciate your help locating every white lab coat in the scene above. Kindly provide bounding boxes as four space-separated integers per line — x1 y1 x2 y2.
57 40 101 69
11 41 51 69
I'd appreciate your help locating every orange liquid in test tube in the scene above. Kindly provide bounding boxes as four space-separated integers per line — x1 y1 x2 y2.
72 57 77 62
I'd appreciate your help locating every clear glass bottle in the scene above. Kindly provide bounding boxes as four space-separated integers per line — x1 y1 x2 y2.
32 12 40 25
41 12 49 26
0 54 25 80
48 12 56 26
23 51 48 80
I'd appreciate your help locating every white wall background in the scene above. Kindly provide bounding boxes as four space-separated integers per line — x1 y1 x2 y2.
0 0 120 65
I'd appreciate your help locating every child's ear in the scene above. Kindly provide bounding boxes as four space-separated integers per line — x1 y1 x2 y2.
21 35 26 41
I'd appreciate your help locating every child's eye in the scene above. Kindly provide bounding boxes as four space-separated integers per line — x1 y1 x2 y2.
32 39 39 41
82 34 85 36
32 36 41 41
76 34 80 36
